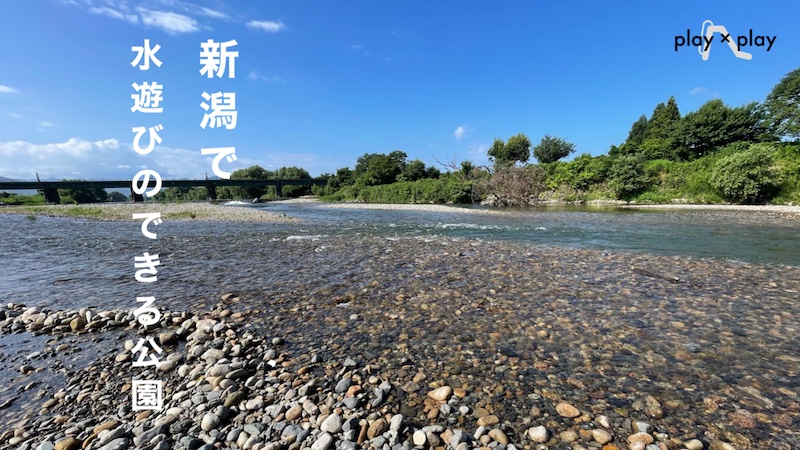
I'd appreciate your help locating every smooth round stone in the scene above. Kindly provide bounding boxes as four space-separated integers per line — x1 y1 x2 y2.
555 402 580 418
201 413 220 432
591 429 613 445
246 396 264 410
427 386 453 401
310 433 333 450
684 439 704 450
527 426 549 443
413 430 426 446
321 414 343 433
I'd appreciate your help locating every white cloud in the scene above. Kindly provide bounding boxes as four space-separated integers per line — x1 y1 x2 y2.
88 6 139 24
247 20 286 33
8 112 21 119
689 87 706 95
454 125 467 140
198 7 228 19
0 85 18 93
137 8 199 34
248 70 284 83
0 138 213 180
40 121 60 128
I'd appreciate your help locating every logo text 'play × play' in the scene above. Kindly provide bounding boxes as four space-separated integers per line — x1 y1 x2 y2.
674 20 776 60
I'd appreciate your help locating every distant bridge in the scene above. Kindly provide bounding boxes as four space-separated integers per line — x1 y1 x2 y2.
0 178 328 203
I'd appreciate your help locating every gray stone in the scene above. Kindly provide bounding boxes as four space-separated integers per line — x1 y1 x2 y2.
311 432 333 450
201 413 220 432
321 414 343 433
335 377 351 393
389 414 403 432
98 438 130 450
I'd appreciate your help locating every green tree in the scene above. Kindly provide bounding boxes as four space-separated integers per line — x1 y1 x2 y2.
533 134 576 164
608 155 649 198
625 115 649 148
230 165 273 198
487 133 531 167
425 166 441 179
644 97 681 141
354 151 408 185
401 159 427 181
709 143 778 203
271 166 312 197
673 100 768 159
108 191 128 202
57 180 109 203
761 67 800 140
487 138 506 167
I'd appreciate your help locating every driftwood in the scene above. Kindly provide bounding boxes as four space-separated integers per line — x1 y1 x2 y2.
631 267 681 283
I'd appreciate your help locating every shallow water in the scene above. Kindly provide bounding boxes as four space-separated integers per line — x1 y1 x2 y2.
256 203 800 266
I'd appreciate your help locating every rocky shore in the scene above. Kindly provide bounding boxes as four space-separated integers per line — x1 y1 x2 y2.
0 203 294 222
1 301 743 450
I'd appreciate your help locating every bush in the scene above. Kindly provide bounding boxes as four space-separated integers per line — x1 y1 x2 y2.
709 143 778 203
608 155 649 199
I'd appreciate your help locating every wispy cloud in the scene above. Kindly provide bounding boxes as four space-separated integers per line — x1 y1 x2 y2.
248 70 284 83
454 125 467 140
198 7 228 20
247 20 287 33
0 85 19 93
137 8 199 34
88 5 139 24
8 112 22 119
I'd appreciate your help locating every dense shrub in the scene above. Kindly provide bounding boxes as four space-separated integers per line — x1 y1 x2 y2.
709 143 778 203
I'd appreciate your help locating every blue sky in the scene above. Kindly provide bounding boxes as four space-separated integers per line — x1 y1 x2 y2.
1 0 798 180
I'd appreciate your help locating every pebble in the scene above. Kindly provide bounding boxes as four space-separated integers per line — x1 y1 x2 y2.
527 426 549 443
201 413 220 432
555 402 581 418
592 429 613 445
321 414 343 433
427 386 453 401
311 433 333 450
488 428 509 445
368 418 389 439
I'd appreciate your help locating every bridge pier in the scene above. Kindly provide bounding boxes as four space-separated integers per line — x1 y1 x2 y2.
206 182 217 201
131 187 144 202
276 182 283 198
40 188 61 204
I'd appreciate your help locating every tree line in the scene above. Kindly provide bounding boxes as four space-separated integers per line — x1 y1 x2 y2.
5 67 798 206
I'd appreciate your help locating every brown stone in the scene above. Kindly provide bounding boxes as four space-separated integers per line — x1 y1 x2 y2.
367 418 388 439
55 437 81 450
70 318 87 332
555 402 581 418
476 415 499 427
93 420 120 435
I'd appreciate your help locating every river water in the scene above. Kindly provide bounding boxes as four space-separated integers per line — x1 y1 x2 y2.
1 204 799 448
254 203 800 266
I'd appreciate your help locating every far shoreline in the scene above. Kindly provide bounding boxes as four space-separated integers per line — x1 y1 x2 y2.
2 198 799 221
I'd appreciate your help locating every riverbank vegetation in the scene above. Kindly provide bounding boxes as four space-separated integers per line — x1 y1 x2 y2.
314 66 800 206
